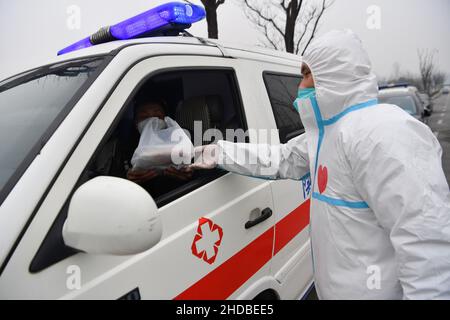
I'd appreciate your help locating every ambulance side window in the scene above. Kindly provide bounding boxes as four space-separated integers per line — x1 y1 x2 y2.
263 72 304 143
122 69 248 207
29 68 248 273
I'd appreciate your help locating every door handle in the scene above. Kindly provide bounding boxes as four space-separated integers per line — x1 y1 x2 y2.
245 207 273 229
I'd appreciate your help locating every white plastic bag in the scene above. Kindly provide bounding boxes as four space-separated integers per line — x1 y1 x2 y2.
131 116 193 170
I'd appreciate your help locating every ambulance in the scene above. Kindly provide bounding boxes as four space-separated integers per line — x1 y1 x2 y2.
0 2 313 299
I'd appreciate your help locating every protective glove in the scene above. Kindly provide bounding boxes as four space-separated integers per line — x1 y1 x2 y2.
189 144 220 170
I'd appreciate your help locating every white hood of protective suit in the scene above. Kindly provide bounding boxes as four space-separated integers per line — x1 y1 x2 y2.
302 29 378 122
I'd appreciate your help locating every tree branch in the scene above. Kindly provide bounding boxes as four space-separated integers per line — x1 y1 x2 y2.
263 23 279 50
301 0 328 55
295 7 316 54
295 0 303 16
216 0 225 7
281 0 289 12
243 0 285 38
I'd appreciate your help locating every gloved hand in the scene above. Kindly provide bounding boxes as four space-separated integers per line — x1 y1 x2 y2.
189 144 220 170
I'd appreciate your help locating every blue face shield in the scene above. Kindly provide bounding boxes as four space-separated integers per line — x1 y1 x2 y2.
293 87 316 112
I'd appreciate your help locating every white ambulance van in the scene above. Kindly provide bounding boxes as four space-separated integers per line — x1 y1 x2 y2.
0 2 313 299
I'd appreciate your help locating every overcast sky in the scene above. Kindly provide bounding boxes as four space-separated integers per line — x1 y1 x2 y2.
1 0 449 82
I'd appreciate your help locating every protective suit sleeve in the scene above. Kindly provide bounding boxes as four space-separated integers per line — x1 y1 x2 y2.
349 118 450 299
216 133 310 180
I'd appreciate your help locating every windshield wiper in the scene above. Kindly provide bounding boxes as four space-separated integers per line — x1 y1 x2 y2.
0 57 103 92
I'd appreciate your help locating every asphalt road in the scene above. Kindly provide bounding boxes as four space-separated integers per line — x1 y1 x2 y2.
428 93 450 186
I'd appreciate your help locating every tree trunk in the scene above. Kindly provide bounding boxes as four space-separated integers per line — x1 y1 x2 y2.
206 6 219 39
284 15 296 53
283 1 297 53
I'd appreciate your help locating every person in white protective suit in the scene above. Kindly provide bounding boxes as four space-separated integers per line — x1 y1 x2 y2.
190 30 450 299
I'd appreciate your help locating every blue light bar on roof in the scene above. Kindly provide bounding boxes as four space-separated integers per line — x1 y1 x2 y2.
58 2 206 55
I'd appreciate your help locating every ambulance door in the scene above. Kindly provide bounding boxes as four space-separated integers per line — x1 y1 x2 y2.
261 70 313 299
0 53 276 299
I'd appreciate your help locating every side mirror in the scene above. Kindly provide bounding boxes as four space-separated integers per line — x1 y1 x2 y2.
63 176 162 255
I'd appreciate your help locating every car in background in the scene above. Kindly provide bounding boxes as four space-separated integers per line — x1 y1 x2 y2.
442 87 449 95
407 85 433 115
418 92 433 113
378 84 431 124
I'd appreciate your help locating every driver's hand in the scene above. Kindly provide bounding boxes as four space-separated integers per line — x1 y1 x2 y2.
163 166 193 181
127 169 160 183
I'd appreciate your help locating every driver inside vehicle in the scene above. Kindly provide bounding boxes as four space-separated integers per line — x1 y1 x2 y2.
88 93 194 200
127 96 194 185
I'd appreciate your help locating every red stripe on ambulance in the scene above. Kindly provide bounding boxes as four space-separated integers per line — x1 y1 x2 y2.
174 199 311 300
274 199 310 255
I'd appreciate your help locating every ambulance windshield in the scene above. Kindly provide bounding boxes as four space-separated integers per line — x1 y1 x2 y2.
0 57 106 202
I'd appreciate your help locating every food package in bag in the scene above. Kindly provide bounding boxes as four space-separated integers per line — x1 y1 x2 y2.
131 116 193 170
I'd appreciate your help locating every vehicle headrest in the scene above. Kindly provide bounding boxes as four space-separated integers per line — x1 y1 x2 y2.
205 95 224 123
175 96 211 145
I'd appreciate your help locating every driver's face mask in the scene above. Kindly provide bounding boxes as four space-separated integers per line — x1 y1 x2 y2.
137 117 167 134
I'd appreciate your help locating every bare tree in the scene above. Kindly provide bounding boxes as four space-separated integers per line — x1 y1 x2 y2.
418 49 445 96
241 0 333 54
390 71 423 91
432 71 447 94
391 62 401 81
200 0 226 39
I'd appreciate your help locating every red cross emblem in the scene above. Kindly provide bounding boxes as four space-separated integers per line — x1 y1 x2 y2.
191 217 224 265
